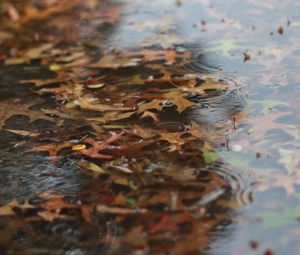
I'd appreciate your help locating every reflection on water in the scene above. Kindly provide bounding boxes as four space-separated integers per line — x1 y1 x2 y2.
0 0 300 254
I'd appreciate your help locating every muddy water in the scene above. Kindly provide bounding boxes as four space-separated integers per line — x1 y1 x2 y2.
0 0 300 254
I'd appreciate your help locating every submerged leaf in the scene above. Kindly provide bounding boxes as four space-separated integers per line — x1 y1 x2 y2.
87 83 106 89
203 151 219 164
78 160 105 173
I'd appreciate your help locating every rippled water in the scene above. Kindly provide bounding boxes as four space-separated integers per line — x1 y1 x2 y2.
0 0 300 254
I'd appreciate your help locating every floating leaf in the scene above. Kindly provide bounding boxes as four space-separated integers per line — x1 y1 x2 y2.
87 83 106 89
24 43 53 59
5 57 28 65
0 99 52 129
203 151 219 164
205 39 243 57
103 125 127 129
164 90 196 113
126 198 136 206
78 160 105 173
49 63 61 71
72 144 86 151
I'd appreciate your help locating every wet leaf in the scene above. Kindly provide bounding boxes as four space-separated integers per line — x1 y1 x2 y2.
5 129 40 137
138 99 163 113
90 54 141 68
5 57 28 65
79 132 124 159
26 141 72 159
72 144 86 151
205 40 243 57
75 99 132 112
88 111 136 123
203 151 219 164
24 43 53 59
164 90 196 113
87 83 106 89
243 52 251 62
96 204 147 214
0 99 52 129
78 160 106 173
38 211 68 222
103 124 127 129
0 199 35 216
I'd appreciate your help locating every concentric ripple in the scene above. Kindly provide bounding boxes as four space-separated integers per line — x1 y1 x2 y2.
206 163 257 206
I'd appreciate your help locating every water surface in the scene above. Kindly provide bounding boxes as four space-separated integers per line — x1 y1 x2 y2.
0 0 300 254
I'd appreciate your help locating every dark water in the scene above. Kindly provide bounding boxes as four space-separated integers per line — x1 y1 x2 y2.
0 0 300 254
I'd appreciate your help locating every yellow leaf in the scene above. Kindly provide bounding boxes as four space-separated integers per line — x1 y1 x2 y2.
49 64 61 71
78 160 105 173
72 144 86 151
87 83 106 89
24 43 53 59
103 125 126 129
5 57 28 65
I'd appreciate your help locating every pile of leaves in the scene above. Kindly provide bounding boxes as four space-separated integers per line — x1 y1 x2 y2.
0 0 279 254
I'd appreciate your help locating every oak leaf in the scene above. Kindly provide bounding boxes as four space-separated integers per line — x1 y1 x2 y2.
138 99 163 113
164 90 196 113
79 132 124 159
26 141 72 159
0 99 52 129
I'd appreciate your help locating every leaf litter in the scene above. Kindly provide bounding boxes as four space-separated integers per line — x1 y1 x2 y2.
0 0 300 254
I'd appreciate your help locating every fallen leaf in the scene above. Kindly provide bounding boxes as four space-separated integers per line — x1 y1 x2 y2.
138 99 163 113
26 141 72 158
164 90 196 113
77 160 106 173
140 111 160 123
24 43 53 59
79 132 124 159
90 54 141 68
87 83 106 89
0 99 52 129
96 204 147 214
41 196 77 212
5 129 41 137
38 211 68 222
243 52 251 62
109 139 156 156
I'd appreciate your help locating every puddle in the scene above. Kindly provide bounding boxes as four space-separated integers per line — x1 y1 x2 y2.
0 0 300 254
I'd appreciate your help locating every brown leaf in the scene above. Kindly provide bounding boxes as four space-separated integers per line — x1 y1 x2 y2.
41 196 78 212
96 204 147 214
38 211 68 222
277 26 284 34
0 199 35 216
87 111 136 124
138 99 163 113
181 79 227 94
26 141 72 159
148 213 192 233
109 139 156 156
131 125 158 139
158 122 201 151
164 90 196 113
0 99 52 129
20 1 77 24
142 49 191 64
76 99 132 112
243 52 251 62
90 54 141 69
79 132 124 159
80 205 92 221
140 111 160 123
